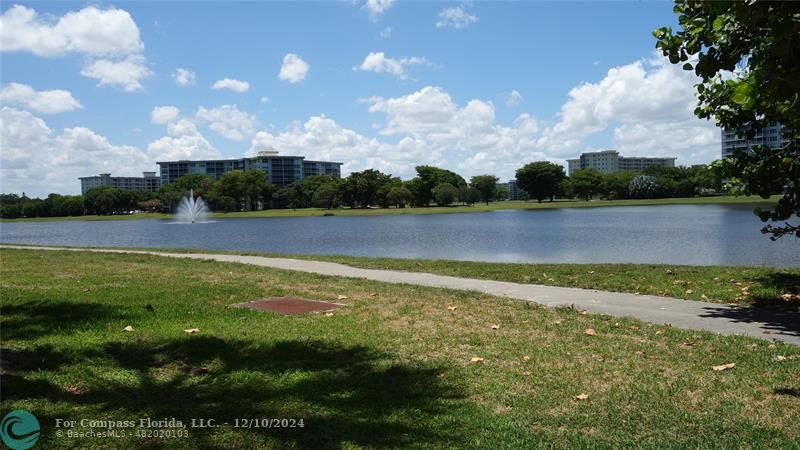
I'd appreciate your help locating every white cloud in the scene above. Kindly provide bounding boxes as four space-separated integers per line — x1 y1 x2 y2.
537 54 718 162
0 5 143 57
364 0 394 19
0 107 151 195
148 119 221 162
260 96 270 104
379 27 392 39
436 5 478 29
504 90 523 107
80 54 152 92
211 78 250 93
196 104 256 140
1 5 152 93
0 82 82 114
173 68 196 86
355 52 426 79
150 106 180 124
278 53 309 84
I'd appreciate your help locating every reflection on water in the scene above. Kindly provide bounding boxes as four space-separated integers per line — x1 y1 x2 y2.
1 204 798 268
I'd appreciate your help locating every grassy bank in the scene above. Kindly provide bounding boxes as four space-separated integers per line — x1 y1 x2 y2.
3 244 798 308
1 248 799 448
0 195 780 223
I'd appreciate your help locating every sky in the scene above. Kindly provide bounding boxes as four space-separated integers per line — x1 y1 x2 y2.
0 1 722 197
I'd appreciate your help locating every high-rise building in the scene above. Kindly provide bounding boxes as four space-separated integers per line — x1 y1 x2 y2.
157 151 343 187
496 180 527 200
566 150 676 175
79 172 161 194
721 123 792 158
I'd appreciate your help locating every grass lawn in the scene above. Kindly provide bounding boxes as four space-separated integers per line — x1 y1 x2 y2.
1 248 799 448
0 194 780 223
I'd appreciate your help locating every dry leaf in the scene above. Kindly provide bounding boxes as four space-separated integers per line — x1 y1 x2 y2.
324 312 334 317
682 340 697 347
184 328 200 334
712 362 735 371
685 289 694 294
447 306 458 311
584 328 597 336
573 393 589 401
122 325 134 332
522 371 532 376
522 355 530 361
553 319 563 325
469 357 484 364
628 325 640 331
587 270 595 274
337 295 348 300
775 355 787 362
491 324 500 330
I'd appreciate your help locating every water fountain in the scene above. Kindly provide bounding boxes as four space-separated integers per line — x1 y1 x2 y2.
175 189 209 223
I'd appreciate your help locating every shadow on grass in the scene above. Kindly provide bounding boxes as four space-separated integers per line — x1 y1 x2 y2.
1 300 131 341
699 305 800 338
749 271 800 310
2 337 471 449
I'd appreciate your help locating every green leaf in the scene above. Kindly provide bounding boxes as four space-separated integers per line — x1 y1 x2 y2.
731 82 751 105
712 16 725 30
682 63 693 71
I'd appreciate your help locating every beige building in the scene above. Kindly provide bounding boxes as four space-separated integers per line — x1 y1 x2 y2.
566 150 676 175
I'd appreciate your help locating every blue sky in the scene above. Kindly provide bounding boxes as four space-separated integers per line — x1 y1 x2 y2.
1 1 720 196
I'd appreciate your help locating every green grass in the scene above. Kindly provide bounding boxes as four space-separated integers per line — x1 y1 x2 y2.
2 248 799 448
14 243 794 309
0 195 780 223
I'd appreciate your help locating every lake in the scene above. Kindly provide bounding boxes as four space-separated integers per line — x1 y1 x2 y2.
1 204 798 267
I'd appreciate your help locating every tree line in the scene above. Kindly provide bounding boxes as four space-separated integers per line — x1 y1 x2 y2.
0 161 726 219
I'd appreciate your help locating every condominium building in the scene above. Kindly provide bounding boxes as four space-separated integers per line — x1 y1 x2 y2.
157 151 343 187
79 172 161 194
496 180 527 200
721 123 792 158
566 150 676 175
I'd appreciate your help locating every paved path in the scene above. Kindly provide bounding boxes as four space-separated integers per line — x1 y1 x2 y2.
2 245 798 345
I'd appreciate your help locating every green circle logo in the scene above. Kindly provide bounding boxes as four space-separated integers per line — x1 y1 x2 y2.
0 410 40 450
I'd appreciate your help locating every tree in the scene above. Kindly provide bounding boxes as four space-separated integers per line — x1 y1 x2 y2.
569 169 604 201
386 186 414 208
216 171 247 210
602 171 638 199
470 175 499 205
413 166 467 206
341 169 392 208
515 161 566 203
629 175 661 199
312 183 339 209
84 187 120 215
655 1 800 239
494 187 510 201
432 183 459 206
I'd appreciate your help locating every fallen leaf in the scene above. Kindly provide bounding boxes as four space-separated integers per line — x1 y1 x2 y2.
768 343 777 349
522 355 530 361
573 393 589 401
682 340 697 347
122 325 134 332
337 295 348 300
469 357 484 364
775 355 787 361
447 306 458 311
712 362 735 371
628 325 640 331
553 319 563 325
522 371 532 376
685 289 694 294
83 288 90 292
584 328 597 336
491 324 500 330
587 271 595 274
701 294 708 299
324 312 334 317
184 328 200 334
370 293 378 297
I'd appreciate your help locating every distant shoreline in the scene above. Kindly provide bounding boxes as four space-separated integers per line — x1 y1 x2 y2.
0 195 780 223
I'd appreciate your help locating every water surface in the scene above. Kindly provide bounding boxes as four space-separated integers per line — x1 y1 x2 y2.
1 205 798 267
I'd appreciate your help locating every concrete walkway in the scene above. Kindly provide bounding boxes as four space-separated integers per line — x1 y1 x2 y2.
2 245 798 345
